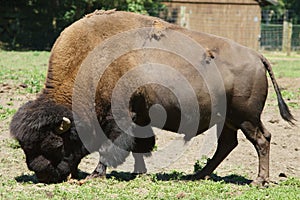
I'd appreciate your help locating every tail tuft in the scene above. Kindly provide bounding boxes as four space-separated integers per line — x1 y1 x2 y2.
261 54 296 125
277 96 296 125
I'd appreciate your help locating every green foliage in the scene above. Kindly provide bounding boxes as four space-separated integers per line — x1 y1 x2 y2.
262 0 300 23
86 0 165 15
0 0 165 50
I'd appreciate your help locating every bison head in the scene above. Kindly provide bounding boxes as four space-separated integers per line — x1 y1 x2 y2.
10 98 88 183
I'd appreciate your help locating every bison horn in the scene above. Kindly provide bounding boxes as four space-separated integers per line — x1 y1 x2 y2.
56 117 71 134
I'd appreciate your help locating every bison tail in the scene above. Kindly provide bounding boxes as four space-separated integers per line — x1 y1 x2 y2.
261 55 296 125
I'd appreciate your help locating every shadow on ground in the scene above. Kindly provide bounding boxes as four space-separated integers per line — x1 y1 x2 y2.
15 170 90 184
15 174 39 184
107 171 252 185
152 172 251 185
15 170 252 185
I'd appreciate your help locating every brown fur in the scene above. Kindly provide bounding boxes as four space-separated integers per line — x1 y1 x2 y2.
10 10 294 184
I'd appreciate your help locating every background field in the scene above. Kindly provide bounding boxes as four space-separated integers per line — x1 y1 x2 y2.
0 51 299 199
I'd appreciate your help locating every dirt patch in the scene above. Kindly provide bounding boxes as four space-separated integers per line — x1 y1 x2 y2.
0 77 299 184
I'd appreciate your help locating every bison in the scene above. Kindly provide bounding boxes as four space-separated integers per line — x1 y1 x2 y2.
10 10 294 185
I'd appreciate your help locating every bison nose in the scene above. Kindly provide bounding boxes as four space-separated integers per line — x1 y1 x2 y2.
36 159 71 184
27 155 67 183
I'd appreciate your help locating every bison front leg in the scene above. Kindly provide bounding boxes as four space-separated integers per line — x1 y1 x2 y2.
240 121 271 186
132 153 147 174
192 124 238 180
88 156 107 179
88 162 107 179
131 135 155 174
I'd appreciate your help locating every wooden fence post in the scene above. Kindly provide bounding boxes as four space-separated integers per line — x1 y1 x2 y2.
179 6 190 29
282 11 293 56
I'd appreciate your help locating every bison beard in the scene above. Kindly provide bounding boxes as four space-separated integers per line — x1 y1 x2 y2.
10 10 295 185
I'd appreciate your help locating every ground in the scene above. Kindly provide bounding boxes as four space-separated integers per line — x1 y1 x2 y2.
0 57 299 185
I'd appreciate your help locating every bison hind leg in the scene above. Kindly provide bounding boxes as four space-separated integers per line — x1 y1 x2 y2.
240 120 271 186
192 123 238 180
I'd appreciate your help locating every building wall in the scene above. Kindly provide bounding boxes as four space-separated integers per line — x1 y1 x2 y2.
163 0 262 49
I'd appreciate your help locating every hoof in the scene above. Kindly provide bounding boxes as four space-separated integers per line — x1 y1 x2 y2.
186 172 210 181
133 169 147 175
250 177 269 187
194 170 210 180
86 173 106 179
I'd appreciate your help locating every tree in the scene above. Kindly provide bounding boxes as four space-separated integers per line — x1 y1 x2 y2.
262 0 300 23
0 0 165 50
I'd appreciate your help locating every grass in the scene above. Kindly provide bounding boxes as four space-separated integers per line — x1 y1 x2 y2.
0 50 48 93
263 51 300 108
0 174 299 199
280 89 300 108
0 106 16 120
269 88 300 109
0 50 299 199
264 51 300 78
263 51 300 59
270 60 300 78
0 51 48 122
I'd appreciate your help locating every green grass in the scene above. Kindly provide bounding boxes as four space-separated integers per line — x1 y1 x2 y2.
281 89 300 108
0 175 299 200
271 60 300 78
264 51 300 78
0 51 49 122
264 51 300 59
264 51 300 108
269 88 300 109
0 106 16 120
0 50 49 93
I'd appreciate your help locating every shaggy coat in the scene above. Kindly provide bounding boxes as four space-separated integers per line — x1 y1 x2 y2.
10 10 294 184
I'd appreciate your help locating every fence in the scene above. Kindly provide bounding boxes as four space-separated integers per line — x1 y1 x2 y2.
261 21 300 51
260 10 300 51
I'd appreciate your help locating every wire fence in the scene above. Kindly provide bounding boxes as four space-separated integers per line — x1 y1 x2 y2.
261 10 300 51
261 24 300 51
